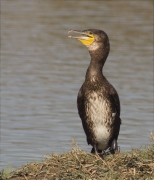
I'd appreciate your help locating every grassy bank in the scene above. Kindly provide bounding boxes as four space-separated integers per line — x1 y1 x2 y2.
1 134 154 180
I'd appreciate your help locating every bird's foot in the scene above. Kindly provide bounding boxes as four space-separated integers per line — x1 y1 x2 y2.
91 145 102 155
110 139 120 154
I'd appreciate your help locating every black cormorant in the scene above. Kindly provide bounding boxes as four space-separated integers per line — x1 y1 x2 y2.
68 29 121 154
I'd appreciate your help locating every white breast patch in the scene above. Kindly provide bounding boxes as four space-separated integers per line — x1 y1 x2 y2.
94 125 110 150
87 92 112 150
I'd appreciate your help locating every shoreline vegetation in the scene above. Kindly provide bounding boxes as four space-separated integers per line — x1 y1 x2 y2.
1 133 154 180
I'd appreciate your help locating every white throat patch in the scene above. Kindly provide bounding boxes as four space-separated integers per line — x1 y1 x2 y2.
87 41 99 51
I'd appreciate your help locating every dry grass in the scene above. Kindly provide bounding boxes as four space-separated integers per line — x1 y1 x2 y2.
1 134 154 180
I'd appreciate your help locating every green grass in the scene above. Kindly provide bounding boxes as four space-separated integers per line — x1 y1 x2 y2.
1 133 154 180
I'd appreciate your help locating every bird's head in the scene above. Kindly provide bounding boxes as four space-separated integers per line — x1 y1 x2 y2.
68 29 110 52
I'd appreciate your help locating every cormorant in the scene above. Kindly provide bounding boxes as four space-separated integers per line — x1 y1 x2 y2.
68 29 121 154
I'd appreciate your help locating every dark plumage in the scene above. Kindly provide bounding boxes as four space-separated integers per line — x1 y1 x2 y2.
68 29 121 154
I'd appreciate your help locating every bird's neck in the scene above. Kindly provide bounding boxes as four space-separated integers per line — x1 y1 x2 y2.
85 49 109 79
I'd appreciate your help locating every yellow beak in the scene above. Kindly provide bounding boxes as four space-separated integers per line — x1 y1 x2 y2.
68 30 94 46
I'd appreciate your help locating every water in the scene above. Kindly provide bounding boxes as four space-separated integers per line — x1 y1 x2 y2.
1 0 153 169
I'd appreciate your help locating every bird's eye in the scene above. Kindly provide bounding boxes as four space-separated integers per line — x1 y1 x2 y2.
89 31 93 35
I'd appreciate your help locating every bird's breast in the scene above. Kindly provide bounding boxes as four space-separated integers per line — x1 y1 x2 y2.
86 91 113 124
85 91 114 150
